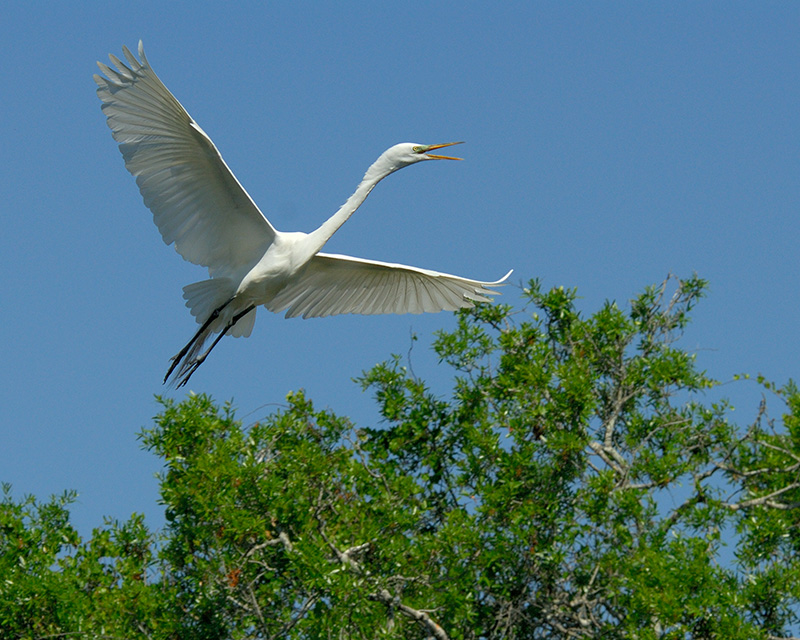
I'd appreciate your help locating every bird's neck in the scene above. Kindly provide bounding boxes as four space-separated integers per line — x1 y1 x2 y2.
306 157 398 255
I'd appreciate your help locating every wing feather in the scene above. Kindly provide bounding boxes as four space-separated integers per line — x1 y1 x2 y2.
268 253 511 319
357 270 389 316
420 277 440 313
95 42 276 277
380 270 402 314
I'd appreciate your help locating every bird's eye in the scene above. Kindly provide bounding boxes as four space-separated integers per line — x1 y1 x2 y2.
412 145 425 153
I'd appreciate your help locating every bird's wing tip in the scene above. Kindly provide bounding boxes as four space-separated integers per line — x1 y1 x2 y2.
493 269 514 285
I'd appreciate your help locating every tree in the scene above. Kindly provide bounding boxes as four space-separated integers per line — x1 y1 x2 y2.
2 275 799 639
0 485 168 637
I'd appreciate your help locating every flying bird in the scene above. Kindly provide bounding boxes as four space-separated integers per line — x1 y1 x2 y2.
95 42 511 387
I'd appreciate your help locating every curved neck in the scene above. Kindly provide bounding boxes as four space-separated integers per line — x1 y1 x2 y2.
306 154 401 254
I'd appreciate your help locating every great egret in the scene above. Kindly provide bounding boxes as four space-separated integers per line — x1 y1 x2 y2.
95 42 511 387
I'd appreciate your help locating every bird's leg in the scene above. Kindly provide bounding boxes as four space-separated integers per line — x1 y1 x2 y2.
193 304 256 365
175 304 256 388
164 299 234 384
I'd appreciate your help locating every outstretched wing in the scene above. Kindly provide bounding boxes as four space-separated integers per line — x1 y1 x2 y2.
268 252 512 319
95 42 277 277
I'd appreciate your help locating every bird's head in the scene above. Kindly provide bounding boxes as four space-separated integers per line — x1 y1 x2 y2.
364 142 462 186
392 141 465 165
362 141 464 184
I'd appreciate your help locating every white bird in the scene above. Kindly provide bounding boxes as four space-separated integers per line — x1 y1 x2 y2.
95 42 511 387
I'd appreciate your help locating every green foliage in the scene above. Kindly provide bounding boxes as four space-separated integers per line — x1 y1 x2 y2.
2 275 800 639
0 484 166 638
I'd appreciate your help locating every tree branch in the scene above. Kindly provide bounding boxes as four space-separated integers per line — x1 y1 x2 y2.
724 482 800 511
369 588 450 640
267 594 319 640
315 512 449 640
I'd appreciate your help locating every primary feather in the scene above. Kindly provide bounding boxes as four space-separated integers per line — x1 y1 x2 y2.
94 42 276 278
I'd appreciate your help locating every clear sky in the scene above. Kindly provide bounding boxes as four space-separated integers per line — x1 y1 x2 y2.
2 3 799 536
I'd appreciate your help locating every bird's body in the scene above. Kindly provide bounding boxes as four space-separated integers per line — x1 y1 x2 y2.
95 42 510 386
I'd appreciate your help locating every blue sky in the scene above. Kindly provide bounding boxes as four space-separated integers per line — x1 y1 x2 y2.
2 3 799 536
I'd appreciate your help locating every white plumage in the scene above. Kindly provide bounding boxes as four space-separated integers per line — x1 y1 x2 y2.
95 42 511 386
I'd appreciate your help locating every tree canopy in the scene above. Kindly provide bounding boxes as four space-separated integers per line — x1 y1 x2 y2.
2 275 799 639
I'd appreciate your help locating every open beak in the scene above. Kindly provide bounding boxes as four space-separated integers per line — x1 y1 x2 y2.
425 141 464 160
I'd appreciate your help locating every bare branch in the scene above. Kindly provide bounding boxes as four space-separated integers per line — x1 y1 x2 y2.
588 441 624 476
724 482 800 511
341 541 372 562
243 531 293 558
315 512 449 640
370 588 450 640
278 530 294 552
318 525 367 576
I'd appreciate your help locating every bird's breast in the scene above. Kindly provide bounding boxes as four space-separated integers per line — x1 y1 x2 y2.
236 233 314 305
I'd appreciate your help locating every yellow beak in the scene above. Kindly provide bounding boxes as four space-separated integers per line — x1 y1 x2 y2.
425 141 465 160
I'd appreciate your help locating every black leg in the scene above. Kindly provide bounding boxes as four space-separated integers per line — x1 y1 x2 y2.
164 298 233 384
174 304 256 388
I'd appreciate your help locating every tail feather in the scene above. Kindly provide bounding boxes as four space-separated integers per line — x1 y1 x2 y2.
183 278 235 323
229 306 256 337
